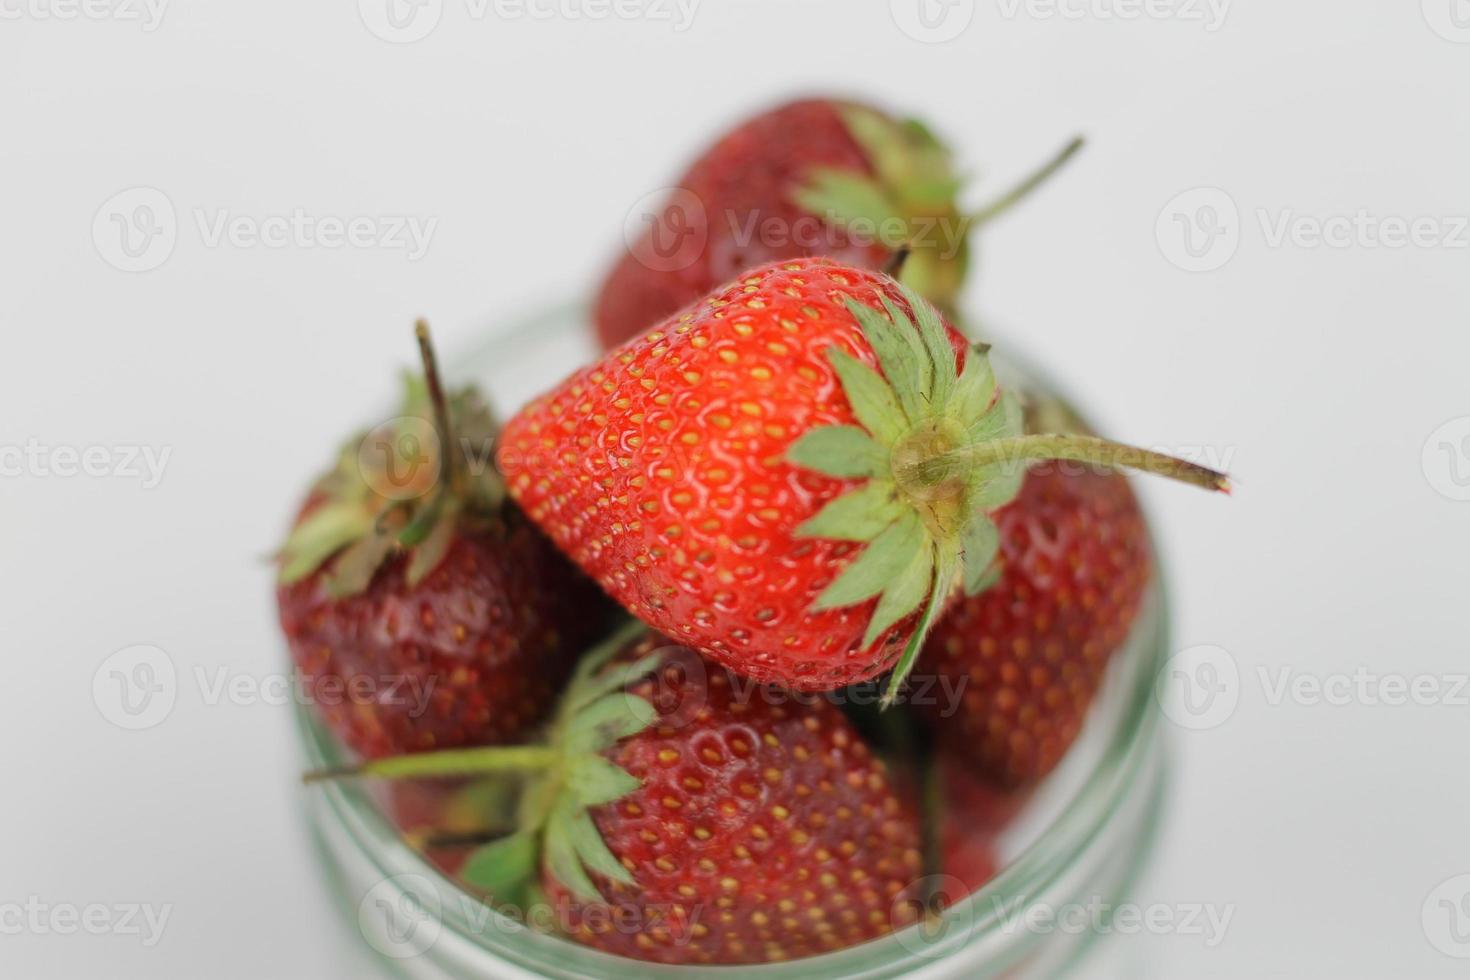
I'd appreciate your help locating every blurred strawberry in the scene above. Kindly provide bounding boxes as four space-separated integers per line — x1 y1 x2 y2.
596 97 1081 348
276 322 615 759
920 462 1152 786
311 628 928 965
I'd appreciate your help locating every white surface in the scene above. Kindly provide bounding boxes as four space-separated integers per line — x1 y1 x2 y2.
2 3 1468 978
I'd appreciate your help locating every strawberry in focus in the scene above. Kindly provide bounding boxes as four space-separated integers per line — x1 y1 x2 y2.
500 257 1225 697
276 323 614 758
596 98 1081 349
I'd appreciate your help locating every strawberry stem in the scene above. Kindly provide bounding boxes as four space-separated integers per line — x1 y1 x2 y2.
415 319 462 498
303 744 558 785
971 136 1085 227
902 434 1230 495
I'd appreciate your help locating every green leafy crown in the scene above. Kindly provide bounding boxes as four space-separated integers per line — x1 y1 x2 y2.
457 621 663 908
785 284 1028 702
791 106 968 310
276 374 504 597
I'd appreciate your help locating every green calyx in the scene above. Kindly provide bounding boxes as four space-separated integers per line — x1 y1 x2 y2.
276 321 505 597
792 107 1086 316
787 284 1231 706
302 620 662 909
792 107 970 313
787 286 1024 704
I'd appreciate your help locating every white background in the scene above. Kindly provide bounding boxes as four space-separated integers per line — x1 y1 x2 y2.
3 1 1468 977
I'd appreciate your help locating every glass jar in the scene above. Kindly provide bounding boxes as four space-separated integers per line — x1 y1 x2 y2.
295 303 1173 980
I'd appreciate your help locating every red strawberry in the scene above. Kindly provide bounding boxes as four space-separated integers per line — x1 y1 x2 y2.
934 749 1028 897
595 98 1082 349
920 463 1151 786
276 323 614 758
499 258 1224 697
313 628 927 966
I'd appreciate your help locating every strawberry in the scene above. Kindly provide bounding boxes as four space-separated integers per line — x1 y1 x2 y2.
920 462 1151 786
499 257 1225 698
933 749 1027 897
595 98 1082 349
309 627 927 965
276 323 614 758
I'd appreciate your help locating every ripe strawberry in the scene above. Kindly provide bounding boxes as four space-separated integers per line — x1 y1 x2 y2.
595 98 1082 349
920 463 1151 786
311 627 926 965
933 749 1027 897
276 323 613 758
499 257 1224 697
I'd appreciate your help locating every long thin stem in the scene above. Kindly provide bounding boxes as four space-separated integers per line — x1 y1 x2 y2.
901 434 1231 494
971 136 1085 227
303 744 558 785
415 319 462 497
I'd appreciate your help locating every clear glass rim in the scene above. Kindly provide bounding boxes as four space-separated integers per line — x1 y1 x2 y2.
295 303 1174 979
